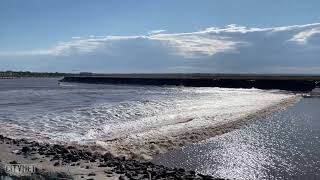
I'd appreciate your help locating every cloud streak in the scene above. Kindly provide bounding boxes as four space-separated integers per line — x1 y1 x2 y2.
289 27 320 44
148 29 167 35
150 32 245 57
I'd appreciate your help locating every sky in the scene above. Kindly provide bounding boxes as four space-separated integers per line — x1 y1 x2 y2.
1 0 320 73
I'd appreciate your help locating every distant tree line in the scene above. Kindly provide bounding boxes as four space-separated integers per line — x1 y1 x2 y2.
0 71 73 78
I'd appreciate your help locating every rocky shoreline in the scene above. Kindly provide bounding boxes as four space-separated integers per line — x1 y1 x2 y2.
0 135 219 180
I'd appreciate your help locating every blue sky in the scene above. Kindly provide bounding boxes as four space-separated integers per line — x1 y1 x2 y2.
1 0 320 73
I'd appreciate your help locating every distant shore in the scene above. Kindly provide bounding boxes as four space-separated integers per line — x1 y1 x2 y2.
0 71 71 79
0 77 64 79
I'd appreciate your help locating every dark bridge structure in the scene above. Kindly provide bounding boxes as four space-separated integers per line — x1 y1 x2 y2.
61 74 320 92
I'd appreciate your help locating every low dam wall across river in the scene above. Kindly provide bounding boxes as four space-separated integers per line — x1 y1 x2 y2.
61 74 320 92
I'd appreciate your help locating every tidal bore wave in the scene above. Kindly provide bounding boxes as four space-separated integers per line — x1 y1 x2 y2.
0 79 300 159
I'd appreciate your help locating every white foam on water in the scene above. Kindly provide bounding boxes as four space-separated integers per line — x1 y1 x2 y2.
95 89 299 159
0 86 299 158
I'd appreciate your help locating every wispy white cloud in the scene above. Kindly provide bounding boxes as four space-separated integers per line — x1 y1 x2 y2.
150 33 245 57
4 29 244 58
0 50 51 56
1 23 320 73
148 29 167 35
289 27 320 44
271 23 320 32
203 24 267 33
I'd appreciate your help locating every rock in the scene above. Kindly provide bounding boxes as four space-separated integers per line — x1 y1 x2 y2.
88 172 95 176
64 153 79 162
51 154 60 161
85 151 92 156
12 139 18 144
45 151 56 156
178 168 185 173
9 160 17 164
103 152 113 161
32 141 40 147
53 144 62 149
67 146 74 149
115 169 125 174
19 139 28 144
119 175 130 180
118 156 126 161
21 146 31 153
53 162 60 166
199 174 215 180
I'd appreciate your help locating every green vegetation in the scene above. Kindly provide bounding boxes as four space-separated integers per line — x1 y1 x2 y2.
0 71 72 78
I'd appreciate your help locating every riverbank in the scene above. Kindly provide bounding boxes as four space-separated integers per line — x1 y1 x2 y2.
0 135 216 179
